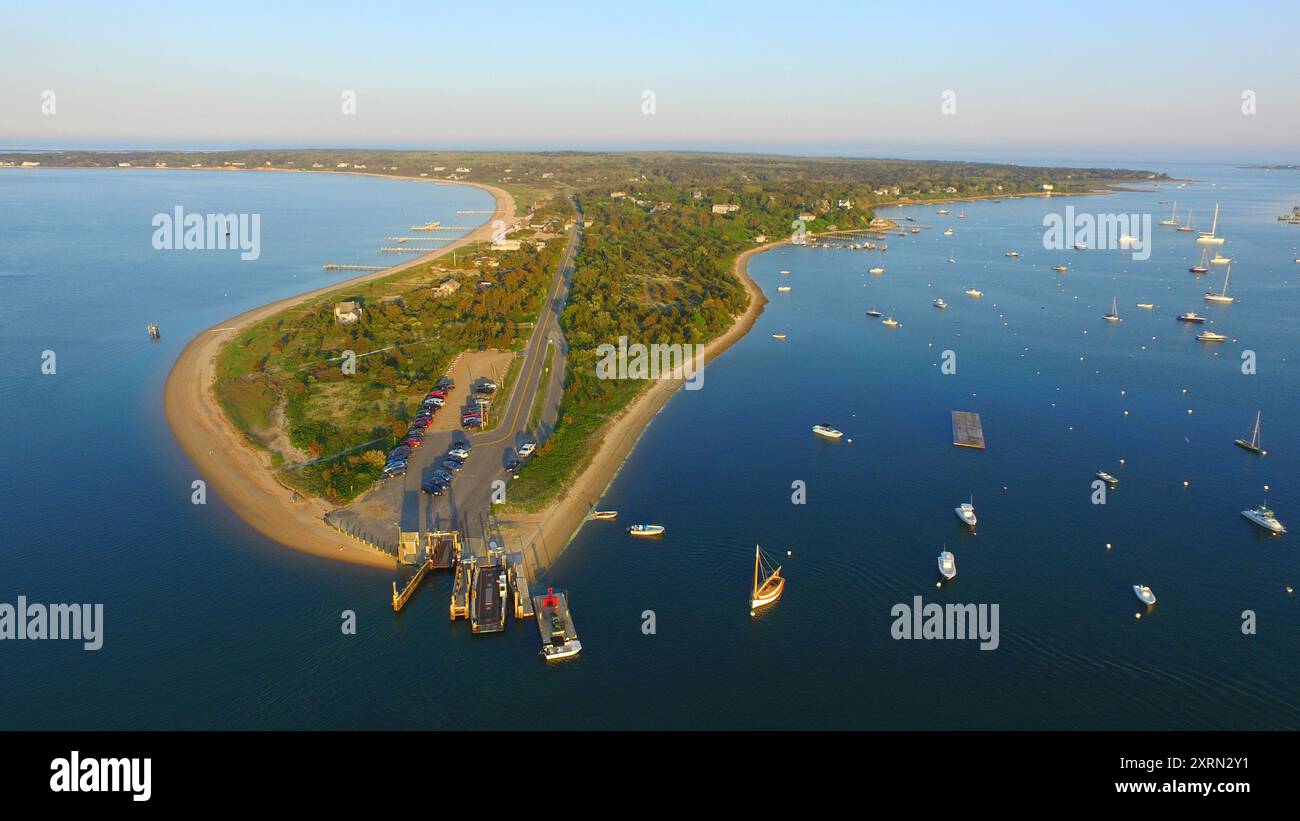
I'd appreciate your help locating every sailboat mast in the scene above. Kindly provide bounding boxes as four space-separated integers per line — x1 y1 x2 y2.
1210 203 1219 235
1222 266 1231 295
1253 411 1261 447
753 545 760 597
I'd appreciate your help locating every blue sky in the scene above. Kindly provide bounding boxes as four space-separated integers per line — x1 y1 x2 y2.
2 0 1297 162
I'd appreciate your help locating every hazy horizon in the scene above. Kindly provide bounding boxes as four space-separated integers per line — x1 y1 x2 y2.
2 0 1297 165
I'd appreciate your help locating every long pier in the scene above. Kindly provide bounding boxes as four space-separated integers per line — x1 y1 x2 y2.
323 263 386 272
380 246 444 254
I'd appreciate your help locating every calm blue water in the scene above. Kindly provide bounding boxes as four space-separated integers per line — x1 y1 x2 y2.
2 165 1297 729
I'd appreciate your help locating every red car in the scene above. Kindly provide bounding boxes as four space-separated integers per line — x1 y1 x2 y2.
427 391 447 400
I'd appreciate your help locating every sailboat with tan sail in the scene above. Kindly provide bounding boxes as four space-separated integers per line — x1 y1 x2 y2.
750 545 785 612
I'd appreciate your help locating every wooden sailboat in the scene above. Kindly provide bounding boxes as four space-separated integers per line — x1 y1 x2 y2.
1234 411 1266 455
750 544 785 612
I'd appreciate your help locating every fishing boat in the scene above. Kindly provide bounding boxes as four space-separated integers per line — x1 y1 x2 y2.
812 423 843 439
627 524 665 537
954 497 977 527
937 549 957 581
881 314 900 328
1234 411 1266 455
1196 203 1226 244
868 266 885 274
1189 249 1209 273
1242 503 1286 534
965 287 983 297
866 308 882 317
1196 331 1228 342
591 510 618 520
1004 251 1021 257
933 298 948 309
777 285 791 292
1204 266 1234 304
771 332 787 340
1136 302 1154 310
536 588 582 661
1176 312 1207 323
1158 201 1179 227
1102 296 1120 322
1176 209 1196 232
1133 585 1157 606
750 545 785 611
1097 470 1119 486
1052 264 1068 272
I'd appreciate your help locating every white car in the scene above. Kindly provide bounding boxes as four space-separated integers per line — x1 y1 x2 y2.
448 448 470 460
518 442 537 458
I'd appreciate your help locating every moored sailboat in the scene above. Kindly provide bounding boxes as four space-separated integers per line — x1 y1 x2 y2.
1102 296 1120 322
750 544 785 611
1234 411 1266 455
1204 266 1234 304
1196 203 1226 244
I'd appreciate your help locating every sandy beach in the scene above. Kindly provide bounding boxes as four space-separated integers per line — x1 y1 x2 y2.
499 240 774 574
163 177 515 570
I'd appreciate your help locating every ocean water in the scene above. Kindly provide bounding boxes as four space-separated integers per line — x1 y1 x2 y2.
2 164 1297 729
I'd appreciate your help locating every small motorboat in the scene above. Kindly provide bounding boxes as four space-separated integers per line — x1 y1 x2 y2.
777 285 791 293
865 308 883 317
1005 251 1021 258
812 424 843 440
1096 471 1119 486
627 524 666 537
1196 331 1227 342
937 550 957 581
1135 302 1154 310
882 316 900 328
933 298 948 309
771 332 787 340
1242 504 1286 534
591 510 618 520
868 266 885 275
1177 312 1207 323
965 288 983 297
954 497 977 527
1052 264 1068 272
1133 584 1157 606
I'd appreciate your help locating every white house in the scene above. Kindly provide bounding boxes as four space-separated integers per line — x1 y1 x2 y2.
333 301 362 324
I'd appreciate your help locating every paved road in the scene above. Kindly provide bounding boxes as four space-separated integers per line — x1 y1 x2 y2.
329 209 579 551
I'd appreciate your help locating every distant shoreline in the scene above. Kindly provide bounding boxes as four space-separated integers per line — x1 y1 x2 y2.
162 170 515 570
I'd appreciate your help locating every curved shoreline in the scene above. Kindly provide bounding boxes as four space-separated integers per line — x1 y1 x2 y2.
499 239 774 573
163 176 515 570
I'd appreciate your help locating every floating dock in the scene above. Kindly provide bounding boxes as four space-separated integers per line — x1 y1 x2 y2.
469 549 507 634
449 559 472 620
951 411 986 449
533 588 581 661
508 553 533 620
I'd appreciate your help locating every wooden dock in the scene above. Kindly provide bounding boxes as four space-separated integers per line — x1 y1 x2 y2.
449 559 472 620
508 553 533 620
951 411 986 449
426 530 461 570
391 561 431 612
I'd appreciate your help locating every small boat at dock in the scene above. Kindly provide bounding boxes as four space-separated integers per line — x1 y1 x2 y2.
1133 585 1157 606
1234 411 1265 455
591 510 618 520
535 588 582 661
750 545 785 612
627 524 665 537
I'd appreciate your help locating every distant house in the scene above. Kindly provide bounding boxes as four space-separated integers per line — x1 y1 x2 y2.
797 212 816 222
117 162 132 168
711 203 740 214
455 167 471 173
433 166 446 171
20 161 40 167
754 234 768 243
432 278 461 297
610 191 627 199
491 239 522 251
837 199 853 209
336 162 350 168
333 301 362 324
541 172 554 179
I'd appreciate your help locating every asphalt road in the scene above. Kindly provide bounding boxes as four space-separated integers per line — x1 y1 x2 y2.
330 211 580 550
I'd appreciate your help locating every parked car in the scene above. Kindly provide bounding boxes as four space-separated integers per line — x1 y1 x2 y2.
383 462 408 477
447 448 470 461
518 441 537 459
505 459 520 473
443 460 464 472
432 469 453 483
420 479 445 496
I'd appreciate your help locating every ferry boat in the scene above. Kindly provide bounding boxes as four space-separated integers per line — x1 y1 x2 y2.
1052 264 1068 272
1234 411 1266 455
933 298 948 309
868 266 885 274
1097 470 1119 486
881 315 900 328
866 308 882 317
1196 203 1226 245
1004 251 1021 258
1159 201 1179 227
591 510 618 520
1102 296 1120 322
812 423 844 440
1133 584 1157 606
954 497 977 527
1242 504 1286 534
749 545 785 612
627 524 665 537
1176 311 1207 323
1196 331 1227 342
777 285 791 293
937 549 957 581
1204 267 1234 303
1190 249 1209 273
1136 302 1154 310
965 287 983 297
